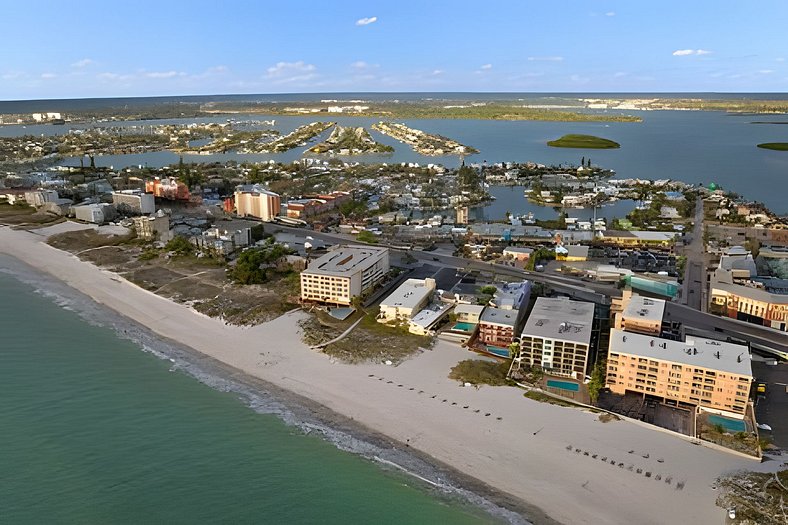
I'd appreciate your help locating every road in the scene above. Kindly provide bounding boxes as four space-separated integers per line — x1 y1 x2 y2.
266 223 788 355
682 197 707 312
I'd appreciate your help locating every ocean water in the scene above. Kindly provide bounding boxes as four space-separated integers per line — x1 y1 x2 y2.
0 264 508 524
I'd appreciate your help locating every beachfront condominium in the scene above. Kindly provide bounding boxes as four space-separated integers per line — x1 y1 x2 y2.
606 328 753 419
300 245 389 306
234 184 281 222
477 281 531 356
478 307 520 356
378 278 436 322
512 297 595 379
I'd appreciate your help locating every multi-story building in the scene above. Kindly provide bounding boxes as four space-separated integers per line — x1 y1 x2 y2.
300 245 389 306
606 328 753 419
478 307 520 356
235 184 281 221
285 191 351 219
24 189 59 208
378 278 436 322
710 246 788 332
490 281 530 311
112 190 155 215
132 212 171 242
513 297 596 379
612 290 666 336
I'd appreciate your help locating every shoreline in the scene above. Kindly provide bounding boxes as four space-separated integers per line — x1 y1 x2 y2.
0 224 762 524
0 251 541 525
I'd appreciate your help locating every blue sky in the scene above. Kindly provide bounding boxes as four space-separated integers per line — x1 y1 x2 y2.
2 0 786 99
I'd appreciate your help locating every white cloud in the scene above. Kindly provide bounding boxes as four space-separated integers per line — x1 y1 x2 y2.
570 74 590 84
613 71 627 77
40 73 57 79
480 63 493 70
605 11 616 16
96 72 124 82
266 61 317 84
673 49 712 56
71 58 94 68
431 69 444 76
145 71 180 79
350 61 378 70
356 16 377 26
776 57 785 62
527 56 563 62
759 69 775 74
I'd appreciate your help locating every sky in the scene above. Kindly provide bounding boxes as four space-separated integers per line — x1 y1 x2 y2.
1 0 787 100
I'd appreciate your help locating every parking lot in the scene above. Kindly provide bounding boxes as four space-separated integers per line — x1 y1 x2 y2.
752 360 788 449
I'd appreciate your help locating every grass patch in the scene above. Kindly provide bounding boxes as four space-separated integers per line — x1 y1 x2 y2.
449 359 512 386
524 390 575 407
757 142 788 151
547 134 621 149
715 469 788 524
322 307 433 364
47 229 136 252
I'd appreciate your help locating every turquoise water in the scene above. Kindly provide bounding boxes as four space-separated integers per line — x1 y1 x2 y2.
484 346 511 358
453 322 476 332
0 269 500 524
708 414 747 433
546 380 580 392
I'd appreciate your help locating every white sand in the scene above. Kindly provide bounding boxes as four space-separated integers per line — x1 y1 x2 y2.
0 224 759 524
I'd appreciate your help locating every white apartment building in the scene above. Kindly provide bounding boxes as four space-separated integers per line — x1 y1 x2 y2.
513 297 596 379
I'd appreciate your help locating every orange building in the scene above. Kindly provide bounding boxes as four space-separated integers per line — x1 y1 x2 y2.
606 329 753 419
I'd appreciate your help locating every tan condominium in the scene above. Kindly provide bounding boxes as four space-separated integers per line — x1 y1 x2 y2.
378 278 436 322
606 328 753 419
300 245 389 305
235 184 281 221
612 290 666 336
513 297 595 379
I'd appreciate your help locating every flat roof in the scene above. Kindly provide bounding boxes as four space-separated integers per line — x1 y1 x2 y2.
480 306 518 327
410 303 453 328
381 279 434 310
566 245 590 257
492 281 530 310
306 245 388 277
503 246 534 254
609 328 752 377
622 294 666 324
454 304 485 315
712 281 788 304
521 297 595 345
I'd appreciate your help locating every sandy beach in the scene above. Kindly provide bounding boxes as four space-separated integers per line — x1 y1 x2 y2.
0 224 761 524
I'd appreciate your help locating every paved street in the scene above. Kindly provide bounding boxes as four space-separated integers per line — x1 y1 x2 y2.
682 197 706 312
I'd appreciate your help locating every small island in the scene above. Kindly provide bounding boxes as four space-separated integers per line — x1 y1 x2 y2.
547 134 620 149
372 122 478 156
756 142 788 151
307 126 393 155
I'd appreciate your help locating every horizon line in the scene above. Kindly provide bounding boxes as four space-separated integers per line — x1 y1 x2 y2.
2 90 788 104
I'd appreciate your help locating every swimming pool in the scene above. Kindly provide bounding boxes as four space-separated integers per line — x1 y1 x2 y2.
708 414 747 433
452 322 476 332
546 379 580 392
